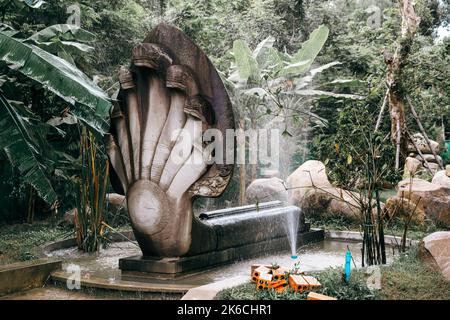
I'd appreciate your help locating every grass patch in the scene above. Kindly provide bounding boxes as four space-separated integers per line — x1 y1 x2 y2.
380 246 450 300
307 214 446 241
0 223 71 265
217 246 450 300
217 268 378 300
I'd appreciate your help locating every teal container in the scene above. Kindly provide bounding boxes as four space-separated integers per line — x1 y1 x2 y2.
345 250 352 283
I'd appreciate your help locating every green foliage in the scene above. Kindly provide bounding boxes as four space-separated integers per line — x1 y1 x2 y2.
0 93 57 204
283 25 329 76
26 24 96 66
0 0 46 9
0 223 70 265
232 39 260 83
379 246 450 300
311 102 399 187
75 127 109 252
0 31 111 135
217 246 450 300
308 0 449 180
217 268 378 300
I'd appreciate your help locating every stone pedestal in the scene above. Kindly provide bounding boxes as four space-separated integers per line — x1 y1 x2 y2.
119 202 324 279
120 229 324 280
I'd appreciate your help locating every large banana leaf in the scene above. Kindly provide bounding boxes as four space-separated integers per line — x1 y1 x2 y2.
231 39 260 83
0 32 111 135
294 89 364 100
22 0 46 8
253 36 275 62
27 24 96 44
294 61 342 90
0 94 57 204
282 25 330 76
26 24 96 65
0 0 46 8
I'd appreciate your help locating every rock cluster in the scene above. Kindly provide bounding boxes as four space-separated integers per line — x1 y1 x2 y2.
422 232 450 281
246 177 288 203
404 133 442 178
386 176 450 227
285 160 360 220
61 193 127 227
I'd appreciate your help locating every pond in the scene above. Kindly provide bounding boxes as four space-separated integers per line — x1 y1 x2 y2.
46 239 394 287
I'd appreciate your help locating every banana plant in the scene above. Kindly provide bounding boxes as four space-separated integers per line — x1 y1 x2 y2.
0 28 111 135
0 0 46 9
0 25 111 205
26 24 96 66
228 25 364 106
0 93 57 204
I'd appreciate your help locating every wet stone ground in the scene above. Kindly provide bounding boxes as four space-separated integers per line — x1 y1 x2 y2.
2 240 393 300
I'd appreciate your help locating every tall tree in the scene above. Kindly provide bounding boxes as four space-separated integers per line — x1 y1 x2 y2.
384 0 421 169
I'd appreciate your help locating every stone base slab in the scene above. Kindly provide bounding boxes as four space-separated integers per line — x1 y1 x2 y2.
119 229 324 280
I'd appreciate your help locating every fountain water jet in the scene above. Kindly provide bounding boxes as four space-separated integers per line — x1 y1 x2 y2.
282 207 301 260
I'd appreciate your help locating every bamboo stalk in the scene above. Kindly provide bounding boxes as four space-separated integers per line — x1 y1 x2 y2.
375 87 390 132
375 189 386 264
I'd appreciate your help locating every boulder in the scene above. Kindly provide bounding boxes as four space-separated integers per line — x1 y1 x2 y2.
260 169 280 178
422 232 450 281
59 194 127 227
385 196 425 224
287 160 360 220
398 178 450 199
415 154 443 165
404 157 423 177
246 177 288 203
407 133 440 154
446 165 450 177
424 162 440 172
106 193 127 215
397 178 450 227
61 208 77 227
286 160 332 201
432 170 450 189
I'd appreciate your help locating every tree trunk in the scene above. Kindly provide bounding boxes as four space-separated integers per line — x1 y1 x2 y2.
384 0 420 168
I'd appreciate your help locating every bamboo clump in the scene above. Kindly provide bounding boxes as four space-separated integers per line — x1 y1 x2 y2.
75 126 109 253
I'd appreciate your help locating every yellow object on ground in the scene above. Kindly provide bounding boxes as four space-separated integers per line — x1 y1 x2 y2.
307 292 337 300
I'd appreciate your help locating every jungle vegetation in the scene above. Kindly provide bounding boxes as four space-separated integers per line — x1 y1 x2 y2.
0 0 448 243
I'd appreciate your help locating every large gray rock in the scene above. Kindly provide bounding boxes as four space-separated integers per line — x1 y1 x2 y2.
246 177 288 203
287 160 332 201
415 154 443 165
423 232 450 281
407 133 440 154
61 208 77 227
287 160 360 219
397 178 450 227
404 157 423 177
106 193 127 215
432 170 450 189
385 196 425 225
424 162 440 173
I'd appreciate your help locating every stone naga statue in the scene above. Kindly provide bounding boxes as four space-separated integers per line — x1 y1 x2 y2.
106 23 234 258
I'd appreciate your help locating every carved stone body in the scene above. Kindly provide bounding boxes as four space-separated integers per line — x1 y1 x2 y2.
107 23 234 257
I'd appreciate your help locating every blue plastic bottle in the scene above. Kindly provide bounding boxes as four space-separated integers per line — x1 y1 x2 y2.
345 250 352 283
